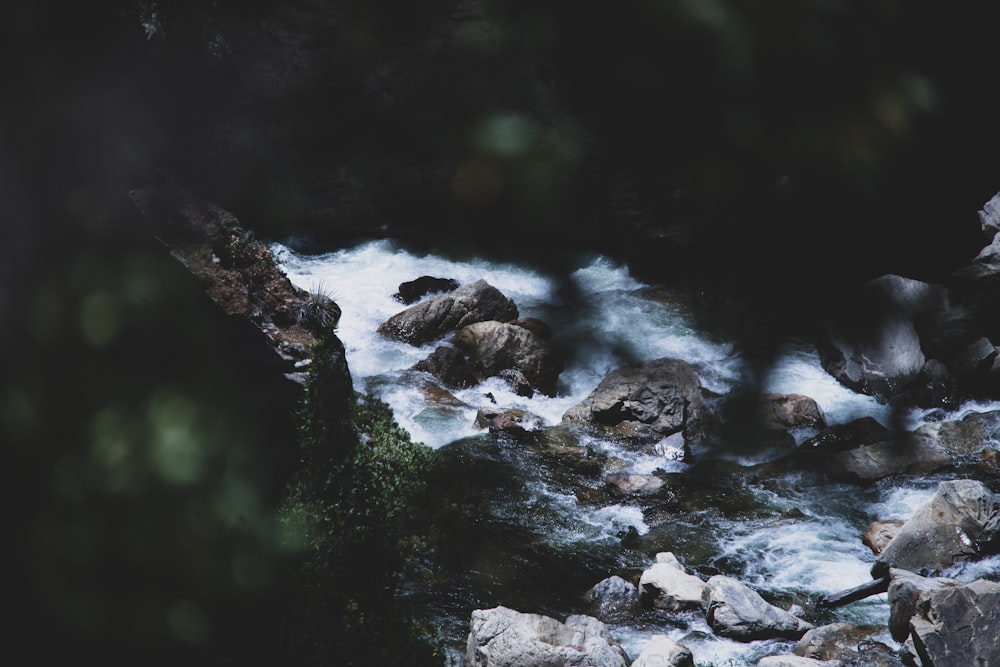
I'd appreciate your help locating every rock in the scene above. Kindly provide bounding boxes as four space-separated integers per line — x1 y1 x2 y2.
888 570 1000 666
605 473 666 497
413 345 478 388
562 357 708 449
825 434 952 483
977 189 1000 241
638 552 706 612
761 393 826 429
873 479 1000 578
465 606 629 667
631 634 694 667
862 520 905 556
584 575 638 622
818 275 947 401
908 418 988 456
799 417 891 453
474 406 544 437
797 417 952 483
378 279 518 346
393 275 460 304
453 320 563 396
497 368 534 397
512 317 552 340
701 575 814 642
794 622 891 663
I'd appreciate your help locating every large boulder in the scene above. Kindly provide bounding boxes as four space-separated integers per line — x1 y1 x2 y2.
465 606 629 667
637 552 706 612
701 575 814 642
453 320 563 396
561 357 708 451
378 279 518 346
818 275 947 401
888 570 1000 667
873 479 1000 578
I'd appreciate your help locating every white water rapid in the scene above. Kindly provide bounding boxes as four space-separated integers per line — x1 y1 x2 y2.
272 237 991 666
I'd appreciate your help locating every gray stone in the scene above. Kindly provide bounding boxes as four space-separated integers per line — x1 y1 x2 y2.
631 634 693 667
873 479 1000 578
702 575 814 642
466 606 629 667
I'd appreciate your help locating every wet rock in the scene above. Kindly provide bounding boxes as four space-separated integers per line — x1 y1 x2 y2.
873 479 1000 578
584 575 638 622
474 406 544 438
638 552 706 612
562 357 708 449
393 275 460 304
465 606 629 667
605 473 666 497
862 520 905 556
631 634 693 667
454 320 563 396
794 622 895 664
414 345 478 388
761 393 826 429
799 417 952 483
818 275 942 401
701 575 814 642
378 279 518 346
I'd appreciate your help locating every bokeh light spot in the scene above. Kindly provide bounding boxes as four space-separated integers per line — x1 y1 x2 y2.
79 291 121 347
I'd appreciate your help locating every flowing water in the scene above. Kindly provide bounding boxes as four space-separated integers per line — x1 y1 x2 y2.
273 237 996 666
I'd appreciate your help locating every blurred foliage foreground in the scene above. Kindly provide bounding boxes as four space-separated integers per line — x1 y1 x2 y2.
3 229 443 665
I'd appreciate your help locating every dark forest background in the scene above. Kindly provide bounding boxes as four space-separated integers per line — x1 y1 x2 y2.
4 1 1000 664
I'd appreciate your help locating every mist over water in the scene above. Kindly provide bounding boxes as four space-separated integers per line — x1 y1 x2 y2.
273 238 954 664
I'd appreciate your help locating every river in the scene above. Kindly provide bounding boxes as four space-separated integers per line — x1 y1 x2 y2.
273 236 997 666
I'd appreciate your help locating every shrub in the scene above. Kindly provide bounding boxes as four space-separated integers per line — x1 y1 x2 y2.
280 330 445 666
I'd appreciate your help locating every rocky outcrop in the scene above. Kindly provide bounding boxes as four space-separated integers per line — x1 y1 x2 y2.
378 279 518 346
701 575 814 642
465 606 629 667
873 479 1000 578
130 175 329 379
562 357 708 453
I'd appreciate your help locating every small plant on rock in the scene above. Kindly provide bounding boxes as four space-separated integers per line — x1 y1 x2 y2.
297 284 342 332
